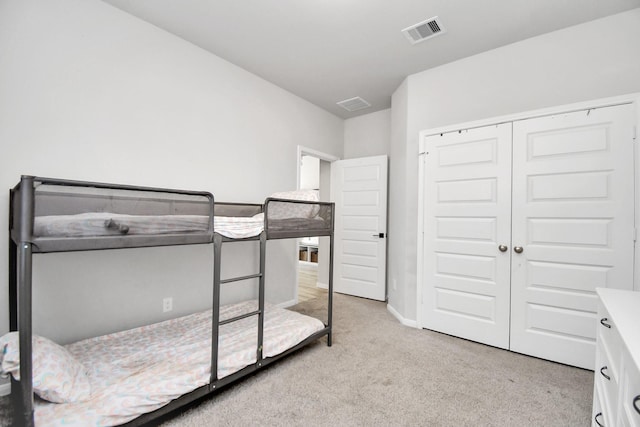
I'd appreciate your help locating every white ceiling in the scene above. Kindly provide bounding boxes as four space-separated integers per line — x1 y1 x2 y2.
102 0 640 119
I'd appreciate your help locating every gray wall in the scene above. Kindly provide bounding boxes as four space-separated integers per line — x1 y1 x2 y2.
387 8 640 322
388 81 409 316
343 109 391 159
0 0 343 344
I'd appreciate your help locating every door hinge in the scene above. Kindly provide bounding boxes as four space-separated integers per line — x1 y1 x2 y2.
634 227 637 242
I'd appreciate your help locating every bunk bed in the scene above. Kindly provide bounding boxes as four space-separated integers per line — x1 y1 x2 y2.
5 176 334 427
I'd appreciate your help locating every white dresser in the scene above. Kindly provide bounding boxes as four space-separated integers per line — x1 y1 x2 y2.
593 288 640 426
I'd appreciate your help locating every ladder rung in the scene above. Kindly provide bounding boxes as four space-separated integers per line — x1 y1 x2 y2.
220 273 262 284
220 310 260 326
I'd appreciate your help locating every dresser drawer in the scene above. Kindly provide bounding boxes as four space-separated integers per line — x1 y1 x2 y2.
593 385 606 427
594 289 640 427
620 347 640 427
596 340 619 426
598 303 623 382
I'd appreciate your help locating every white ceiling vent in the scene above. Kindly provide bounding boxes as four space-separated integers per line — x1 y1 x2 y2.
336 96 371 112
402 16 445 45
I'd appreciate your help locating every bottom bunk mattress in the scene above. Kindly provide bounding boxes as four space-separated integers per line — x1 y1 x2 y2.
10 301 324 427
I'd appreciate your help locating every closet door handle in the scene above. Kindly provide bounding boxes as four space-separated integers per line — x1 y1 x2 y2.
633 395 640 415
498 245 508 252
600 318 612 329
594 412 604 427
513 246 523 254
600 366 610 381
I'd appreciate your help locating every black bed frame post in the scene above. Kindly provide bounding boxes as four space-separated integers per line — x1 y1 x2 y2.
210 233 223 386
8 187 17 332
256 232 266 364
327 204 335 347
15 176 35 427
8 187 20 418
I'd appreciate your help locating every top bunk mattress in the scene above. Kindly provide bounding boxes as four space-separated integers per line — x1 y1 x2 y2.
7 301 325 427
264 190 333 239
11 178 334 251
11 177 216 252
34 212 265 240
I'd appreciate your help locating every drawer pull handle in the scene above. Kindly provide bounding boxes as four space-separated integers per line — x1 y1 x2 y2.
599 366 610 381
594 412 604 427
600 318 611 328
634 395 640 415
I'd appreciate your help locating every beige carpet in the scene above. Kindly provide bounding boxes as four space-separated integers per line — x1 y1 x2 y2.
0 293 593 426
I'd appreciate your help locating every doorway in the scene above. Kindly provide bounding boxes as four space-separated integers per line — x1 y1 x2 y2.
295 146 338 304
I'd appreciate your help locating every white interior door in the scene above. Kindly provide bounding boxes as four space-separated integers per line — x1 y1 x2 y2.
509 104 635 369
331 155 387 301
421 124 513 349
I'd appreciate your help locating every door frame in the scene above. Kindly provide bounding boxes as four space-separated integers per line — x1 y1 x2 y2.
294 146 339 304
416 92 640 329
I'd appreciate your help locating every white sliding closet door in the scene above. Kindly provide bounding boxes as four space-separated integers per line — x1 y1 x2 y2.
509 104 635 369
421 123 512 349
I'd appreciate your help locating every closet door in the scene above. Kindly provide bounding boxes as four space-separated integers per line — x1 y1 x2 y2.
509 104 635 369
422 123 512 349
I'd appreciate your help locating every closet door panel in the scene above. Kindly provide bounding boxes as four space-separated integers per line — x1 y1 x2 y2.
510 104 635 369
422 123 512 349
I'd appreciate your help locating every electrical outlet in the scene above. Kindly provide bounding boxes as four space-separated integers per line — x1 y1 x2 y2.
163 297 173 313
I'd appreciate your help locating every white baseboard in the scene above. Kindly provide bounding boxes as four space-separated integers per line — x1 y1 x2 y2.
316 281 328 290
277 298 297 309
387 303 418 329
0 382 10 397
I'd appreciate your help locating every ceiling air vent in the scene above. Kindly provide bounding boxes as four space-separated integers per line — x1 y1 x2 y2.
336 96 371 112
402 16 445 45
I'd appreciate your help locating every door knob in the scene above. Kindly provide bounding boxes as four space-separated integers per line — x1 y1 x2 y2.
514 246 523 254
498 245 508 252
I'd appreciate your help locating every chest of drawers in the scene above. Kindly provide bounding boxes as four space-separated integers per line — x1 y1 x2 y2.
593 288 640 426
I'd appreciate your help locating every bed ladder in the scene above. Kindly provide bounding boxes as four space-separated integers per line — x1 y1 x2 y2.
210 231 267 388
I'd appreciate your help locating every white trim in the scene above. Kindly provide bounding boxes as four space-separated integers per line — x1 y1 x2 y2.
416 146 426 329
0 382 10 397
316 281 328 290
417 92 640 329
295 145 339 305
421 93 640 138
635 96 640 292
277 298 297 309
296 145 340 187
387 303 418 328
297 145 341 162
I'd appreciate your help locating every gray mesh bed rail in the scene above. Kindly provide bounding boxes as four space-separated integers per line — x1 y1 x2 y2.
264 197 334 239
10 176 215 253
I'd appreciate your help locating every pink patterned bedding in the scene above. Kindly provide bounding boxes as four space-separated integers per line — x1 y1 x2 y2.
33 301 324 427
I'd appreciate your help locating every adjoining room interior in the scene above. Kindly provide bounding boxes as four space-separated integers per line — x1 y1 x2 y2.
297 152 332 305
1 1 639 426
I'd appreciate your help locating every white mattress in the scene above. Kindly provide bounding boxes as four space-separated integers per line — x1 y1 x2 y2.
33 213 265 239
214 213 264 238
34 301 324 427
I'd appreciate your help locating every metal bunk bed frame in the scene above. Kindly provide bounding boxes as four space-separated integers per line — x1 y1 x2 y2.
8 175 334 427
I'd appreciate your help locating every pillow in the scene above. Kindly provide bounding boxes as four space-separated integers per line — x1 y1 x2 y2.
268 190 320 219
0 332 91 403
